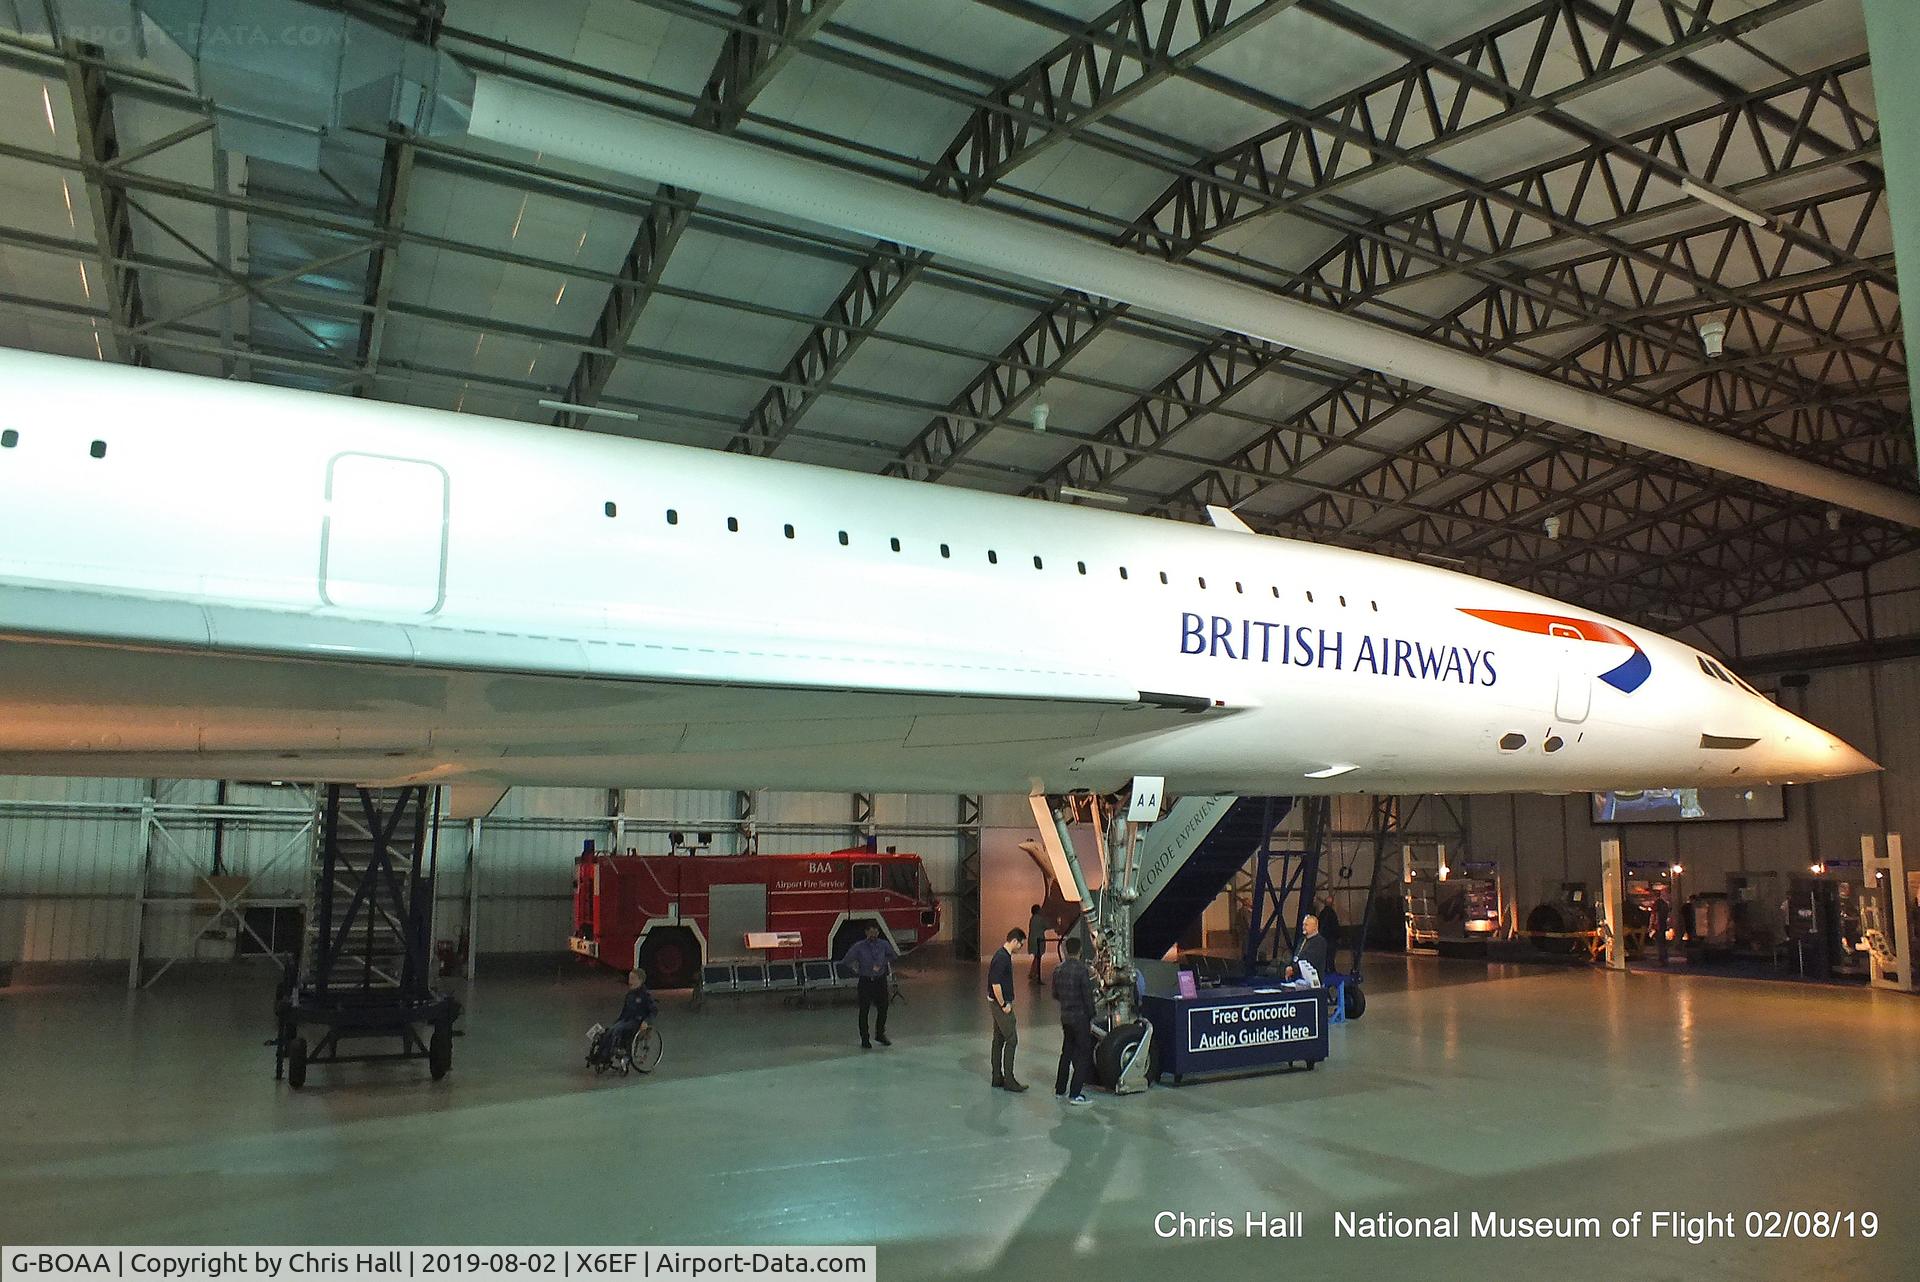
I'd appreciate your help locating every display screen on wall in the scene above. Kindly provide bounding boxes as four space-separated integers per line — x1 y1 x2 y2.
1591 786 1786 824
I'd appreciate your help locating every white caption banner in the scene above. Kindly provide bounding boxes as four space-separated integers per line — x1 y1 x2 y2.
1 1248 877 1282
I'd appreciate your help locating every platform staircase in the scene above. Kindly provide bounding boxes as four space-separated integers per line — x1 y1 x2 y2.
1132 795 1294 959
302 786 434 994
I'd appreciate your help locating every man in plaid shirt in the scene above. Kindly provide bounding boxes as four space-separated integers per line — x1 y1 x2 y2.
1051 933 1097 1104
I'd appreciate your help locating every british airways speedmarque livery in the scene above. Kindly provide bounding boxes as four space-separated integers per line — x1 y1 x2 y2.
0 348 1875 799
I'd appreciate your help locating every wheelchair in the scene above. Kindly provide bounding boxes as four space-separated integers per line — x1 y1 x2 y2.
584 1021 664 1076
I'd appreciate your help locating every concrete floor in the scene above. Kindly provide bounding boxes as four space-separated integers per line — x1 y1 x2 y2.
3 954 1918 1280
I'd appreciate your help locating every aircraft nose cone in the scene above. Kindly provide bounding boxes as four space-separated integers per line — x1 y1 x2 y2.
1829 737 1880 777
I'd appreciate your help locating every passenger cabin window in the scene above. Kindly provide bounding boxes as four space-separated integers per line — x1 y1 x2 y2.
891 537 902 552
852 863 881 892
604 501 617 518
1197 577 1207 589
988 550 999 564
940 544 951 559
1077 561 1087 575
784 524 796 539
728 517 739 532
839 530 850 546
666 509 679 525
0 429 16 448
1119 567 1129 580
89 440 106 459
1033 555 1044 569
1159 572 1168 584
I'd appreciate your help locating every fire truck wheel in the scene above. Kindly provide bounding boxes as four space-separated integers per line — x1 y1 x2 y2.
639 929 700 989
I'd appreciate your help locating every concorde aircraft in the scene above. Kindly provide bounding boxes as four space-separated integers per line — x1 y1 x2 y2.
0 347 1875 805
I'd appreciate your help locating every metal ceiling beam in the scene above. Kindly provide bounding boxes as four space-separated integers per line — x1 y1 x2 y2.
722 0 1300 460
1119 0 1824 254
468 75 1920 525
1294 0 1886 288
881 7 1864 487
1034 179 1903 523
354 135 415 392
554 0 845 428
1285 55 1883 307
61 41 147 365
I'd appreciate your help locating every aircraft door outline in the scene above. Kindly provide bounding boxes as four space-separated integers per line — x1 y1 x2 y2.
319 452 450 615
1548 623 1593 723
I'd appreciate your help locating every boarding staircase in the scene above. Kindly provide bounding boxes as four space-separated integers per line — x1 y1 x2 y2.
1132 796 1294 959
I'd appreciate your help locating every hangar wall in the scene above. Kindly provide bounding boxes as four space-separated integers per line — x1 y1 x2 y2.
0 783 970 967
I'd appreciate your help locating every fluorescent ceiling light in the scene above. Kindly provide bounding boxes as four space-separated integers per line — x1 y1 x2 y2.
538 398 640 422
1679 179 1768 227
1304 763 1358 779
1058 486 1128 505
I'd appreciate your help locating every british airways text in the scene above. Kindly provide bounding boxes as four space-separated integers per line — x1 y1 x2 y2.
1179 613 1498 686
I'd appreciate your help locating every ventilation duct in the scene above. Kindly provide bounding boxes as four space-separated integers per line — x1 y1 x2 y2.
4 0 472 167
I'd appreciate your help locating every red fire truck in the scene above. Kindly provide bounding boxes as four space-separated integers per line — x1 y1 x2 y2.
570 842 941 987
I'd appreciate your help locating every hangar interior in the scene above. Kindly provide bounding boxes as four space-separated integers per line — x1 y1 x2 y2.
2 0 1919 1276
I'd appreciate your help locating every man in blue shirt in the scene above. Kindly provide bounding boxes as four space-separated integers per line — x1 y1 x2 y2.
840 922 899 1049
988 927 1028 1091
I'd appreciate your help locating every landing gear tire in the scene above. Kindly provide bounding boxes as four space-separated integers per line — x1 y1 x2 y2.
639 929 700 989
1343 984 1366 1019
1094 1021 1149 1089
287 1037 309 1090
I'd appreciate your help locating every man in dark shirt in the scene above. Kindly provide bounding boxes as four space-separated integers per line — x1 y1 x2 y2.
840 922 899 1048
1051 936 1096 1104
1652 894 1672 966
597 967 657 1063
988 927 1027 1091
1286 914 1330 985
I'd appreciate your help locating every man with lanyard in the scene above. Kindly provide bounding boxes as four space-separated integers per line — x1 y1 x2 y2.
1285 914 1330 988
988 927 1028 1091
840 921 898 1049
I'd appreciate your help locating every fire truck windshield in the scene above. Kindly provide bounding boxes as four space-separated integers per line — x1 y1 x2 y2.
886 862 920 898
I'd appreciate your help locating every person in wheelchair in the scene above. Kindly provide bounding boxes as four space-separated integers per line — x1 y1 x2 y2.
591 967 657 1067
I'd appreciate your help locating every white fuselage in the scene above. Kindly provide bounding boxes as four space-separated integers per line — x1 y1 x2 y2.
0 349 1874 795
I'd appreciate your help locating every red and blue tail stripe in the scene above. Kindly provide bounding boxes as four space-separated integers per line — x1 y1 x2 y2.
1458 609 1652 693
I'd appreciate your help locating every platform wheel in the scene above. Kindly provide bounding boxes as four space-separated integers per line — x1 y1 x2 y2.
1343 983 1366 1020
628 1026 663 1075
287 1037 309 1090
429 1024 453 1081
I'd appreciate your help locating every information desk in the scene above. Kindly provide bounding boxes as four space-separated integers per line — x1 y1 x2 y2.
1142 985 1328 1084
